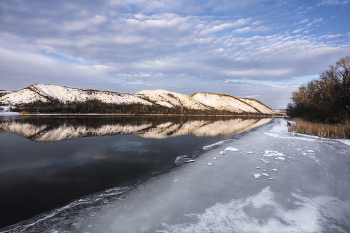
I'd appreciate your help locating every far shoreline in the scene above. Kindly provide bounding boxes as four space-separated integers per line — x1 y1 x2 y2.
13 113 285 117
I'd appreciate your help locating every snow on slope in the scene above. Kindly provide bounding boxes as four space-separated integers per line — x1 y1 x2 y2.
239 98 276 114
0 88 47 105
31 84 152 105
191 92 258 113
137 89 208 110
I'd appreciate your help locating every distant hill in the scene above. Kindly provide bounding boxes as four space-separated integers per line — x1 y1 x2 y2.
0 84 279 115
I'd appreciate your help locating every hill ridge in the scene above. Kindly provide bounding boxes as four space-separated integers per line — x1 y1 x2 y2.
0 84 278 115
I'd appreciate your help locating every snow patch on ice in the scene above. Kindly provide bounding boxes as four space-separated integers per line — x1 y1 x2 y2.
224 147 239 152
0 111 20 116
265 119 317 141
202 140 231 150
338 139 350 146
253 174 261 179
263 150 285 157
174 155 194 166
161 187 350 233
275 157 286 161
0 106 20 115
260 159 270 164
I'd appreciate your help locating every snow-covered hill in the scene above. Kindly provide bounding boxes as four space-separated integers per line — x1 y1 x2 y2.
191 92 258 113
0 84 278 115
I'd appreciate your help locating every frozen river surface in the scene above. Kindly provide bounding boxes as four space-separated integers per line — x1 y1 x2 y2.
3 119 350 233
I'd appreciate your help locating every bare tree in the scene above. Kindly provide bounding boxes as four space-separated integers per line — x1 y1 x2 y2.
287 56 350 123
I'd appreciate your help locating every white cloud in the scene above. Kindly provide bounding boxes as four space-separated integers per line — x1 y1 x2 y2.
201 18 252 34
306 22 313 27
320 34 342 39
313 18 323 23
233 26 251 34
299 18 309 24
292 29 302 33
317 0 349 5
223 69 292 77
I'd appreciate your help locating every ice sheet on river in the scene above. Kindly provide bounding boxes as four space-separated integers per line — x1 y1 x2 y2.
2 119 350 233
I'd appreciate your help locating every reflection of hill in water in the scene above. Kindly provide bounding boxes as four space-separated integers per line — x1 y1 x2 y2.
0 116 273 141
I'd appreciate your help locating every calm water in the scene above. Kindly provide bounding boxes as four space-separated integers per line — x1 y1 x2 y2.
0 115 272 229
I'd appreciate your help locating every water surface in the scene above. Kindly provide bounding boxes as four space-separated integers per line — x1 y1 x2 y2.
0 115 272 229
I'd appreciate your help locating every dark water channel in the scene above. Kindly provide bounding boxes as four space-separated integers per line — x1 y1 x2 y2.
0 115 272 229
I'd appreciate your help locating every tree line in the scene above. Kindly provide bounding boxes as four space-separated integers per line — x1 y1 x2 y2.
286 56 350 123
10 99 246 115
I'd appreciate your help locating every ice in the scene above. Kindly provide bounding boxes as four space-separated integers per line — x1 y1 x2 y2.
184 160 195 163
224 147 239 152
219 151 226 155
4 118 350 233
0 106 20 116
202 140 231 150
263 150 285 157
254 174 261 179
175 155 194 166
307 150 314 153
260 158 270 164
275 157 286 161
161 187 350 233
338 139 350 146
264 119 317 141
213 157 217 160
246 151 253 154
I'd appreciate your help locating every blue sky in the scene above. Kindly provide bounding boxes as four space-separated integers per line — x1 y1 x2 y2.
0 0 349 109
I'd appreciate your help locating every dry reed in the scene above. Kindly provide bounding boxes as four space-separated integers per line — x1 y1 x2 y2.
288 119 350 139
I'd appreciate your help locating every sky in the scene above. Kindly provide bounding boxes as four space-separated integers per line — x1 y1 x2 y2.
0 0 349 109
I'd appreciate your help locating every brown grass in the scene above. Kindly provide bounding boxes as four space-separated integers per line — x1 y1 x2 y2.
288 119 350 139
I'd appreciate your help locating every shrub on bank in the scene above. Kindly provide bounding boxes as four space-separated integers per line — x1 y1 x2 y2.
288 119 350 139
11 99 248 115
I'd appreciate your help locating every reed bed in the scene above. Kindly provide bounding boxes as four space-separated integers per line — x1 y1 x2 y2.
288 119 350 139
